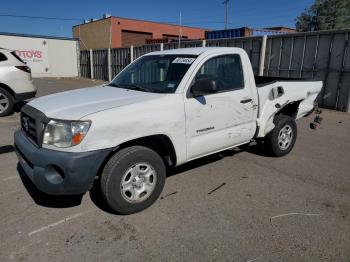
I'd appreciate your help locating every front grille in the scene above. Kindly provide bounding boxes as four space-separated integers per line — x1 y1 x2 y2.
21 112 38 145
20 105 48 147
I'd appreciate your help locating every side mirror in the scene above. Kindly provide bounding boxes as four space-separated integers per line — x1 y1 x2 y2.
191 78 220 97
271 86 285 99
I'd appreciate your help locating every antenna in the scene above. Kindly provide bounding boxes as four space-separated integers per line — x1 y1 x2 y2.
223 0 229 29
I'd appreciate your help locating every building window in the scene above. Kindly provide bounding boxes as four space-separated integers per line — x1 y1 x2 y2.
121 30 153 47
163 34 188 40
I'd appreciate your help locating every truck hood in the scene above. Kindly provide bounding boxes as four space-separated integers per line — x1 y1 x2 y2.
28 85 165 120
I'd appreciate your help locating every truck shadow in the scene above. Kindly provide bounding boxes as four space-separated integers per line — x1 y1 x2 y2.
0 145 15 155
89 148 243 215
167 142 274 178
16 143 270 213
239 141 276 157
90 145 274 214
17 164 83 208
167 148 242 177
89 183 117 214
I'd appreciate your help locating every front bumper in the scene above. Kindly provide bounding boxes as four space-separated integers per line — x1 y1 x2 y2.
15 91 37 102
14 130 112 195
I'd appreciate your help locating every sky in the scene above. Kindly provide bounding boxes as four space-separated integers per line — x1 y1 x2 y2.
0 0 315 38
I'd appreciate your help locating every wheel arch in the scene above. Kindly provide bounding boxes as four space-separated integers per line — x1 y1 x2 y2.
97 134 177 179
0 82 15 98
257 100 302 138
275 100 302 119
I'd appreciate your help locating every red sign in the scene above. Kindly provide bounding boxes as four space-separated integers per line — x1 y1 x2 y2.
16 50 43 59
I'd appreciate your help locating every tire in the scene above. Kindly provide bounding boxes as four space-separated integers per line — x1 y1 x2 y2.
0 87 14 117
101 146 166 215
265 115 297 157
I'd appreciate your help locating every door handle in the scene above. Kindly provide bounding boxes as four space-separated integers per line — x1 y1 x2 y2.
240 98 253 104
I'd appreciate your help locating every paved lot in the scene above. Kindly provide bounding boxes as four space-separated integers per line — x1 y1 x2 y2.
0 78 349 262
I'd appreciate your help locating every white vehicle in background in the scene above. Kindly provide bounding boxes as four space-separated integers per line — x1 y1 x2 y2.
15 47 322 214
0 48 37 116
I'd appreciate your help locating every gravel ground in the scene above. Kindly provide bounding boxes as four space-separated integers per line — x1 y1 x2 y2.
0 78 349 262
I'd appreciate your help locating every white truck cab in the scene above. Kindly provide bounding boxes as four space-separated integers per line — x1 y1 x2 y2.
14 47 322 214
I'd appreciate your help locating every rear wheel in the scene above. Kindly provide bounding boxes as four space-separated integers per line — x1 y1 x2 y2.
101 146 166 215
265 115 297 157
0 87 14 117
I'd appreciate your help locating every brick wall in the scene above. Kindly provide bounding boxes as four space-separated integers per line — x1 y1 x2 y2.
73 17 206 50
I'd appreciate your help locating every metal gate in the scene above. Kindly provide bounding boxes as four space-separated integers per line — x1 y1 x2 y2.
80 50 91 78
264 30 349 111
80 29 350 111
206 37 263 75
92 49 108 81
110 48 131 77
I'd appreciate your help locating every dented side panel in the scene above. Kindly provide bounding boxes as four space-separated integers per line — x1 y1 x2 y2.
77 94 188 164
256 81 323 137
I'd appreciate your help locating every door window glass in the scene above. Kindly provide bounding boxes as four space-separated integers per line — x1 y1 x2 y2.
195 54 244 91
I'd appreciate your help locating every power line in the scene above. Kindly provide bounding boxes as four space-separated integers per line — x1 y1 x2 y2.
0 14 83 22
0 14 249 28
0 13 311 29
0 15 266 27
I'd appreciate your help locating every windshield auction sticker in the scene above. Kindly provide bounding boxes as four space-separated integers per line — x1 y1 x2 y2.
172 57 196 64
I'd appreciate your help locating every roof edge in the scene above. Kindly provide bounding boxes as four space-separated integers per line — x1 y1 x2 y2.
72 16 206 30
0 32 78 41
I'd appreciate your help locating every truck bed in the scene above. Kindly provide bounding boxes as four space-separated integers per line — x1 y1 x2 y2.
255 77 323 138
254 75 305 87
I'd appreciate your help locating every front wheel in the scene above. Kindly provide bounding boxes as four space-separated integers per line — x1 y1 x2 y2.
0 87 14 117
265 115 297 157
100 146 166 215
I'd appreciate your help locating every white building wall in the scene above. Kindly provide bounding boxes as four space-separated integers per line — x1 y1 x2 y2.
0 34 79 78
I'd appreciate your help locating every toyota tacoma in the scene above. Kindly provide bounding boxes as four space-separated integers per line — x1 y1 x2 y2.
14 47 322 214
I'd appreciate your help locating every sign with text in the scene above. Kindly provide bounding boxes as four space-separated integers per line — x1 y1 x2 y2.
0 35 50 74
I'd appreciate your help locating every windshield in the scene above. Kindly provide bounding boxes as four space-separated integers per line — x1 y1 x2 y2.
109 55 198 93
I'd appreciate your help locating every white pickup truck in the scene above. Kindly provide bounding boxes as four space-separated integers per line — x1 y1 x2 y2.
14 47 322 214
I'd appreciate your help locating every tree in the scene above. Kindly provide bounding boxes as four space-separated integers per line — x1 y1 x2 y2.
295 0 350 31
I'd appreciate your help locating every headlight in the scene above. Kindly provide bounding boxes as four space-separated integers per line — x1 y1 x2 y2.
43 120 91 148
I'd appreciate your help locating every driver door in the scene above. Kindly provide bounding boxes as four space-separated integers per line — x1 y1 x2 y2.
184 54 256 160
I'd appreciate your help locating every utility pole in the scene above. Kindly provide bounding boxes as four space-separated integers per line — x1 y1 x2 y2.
223 0 229 29
178 11 182 48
